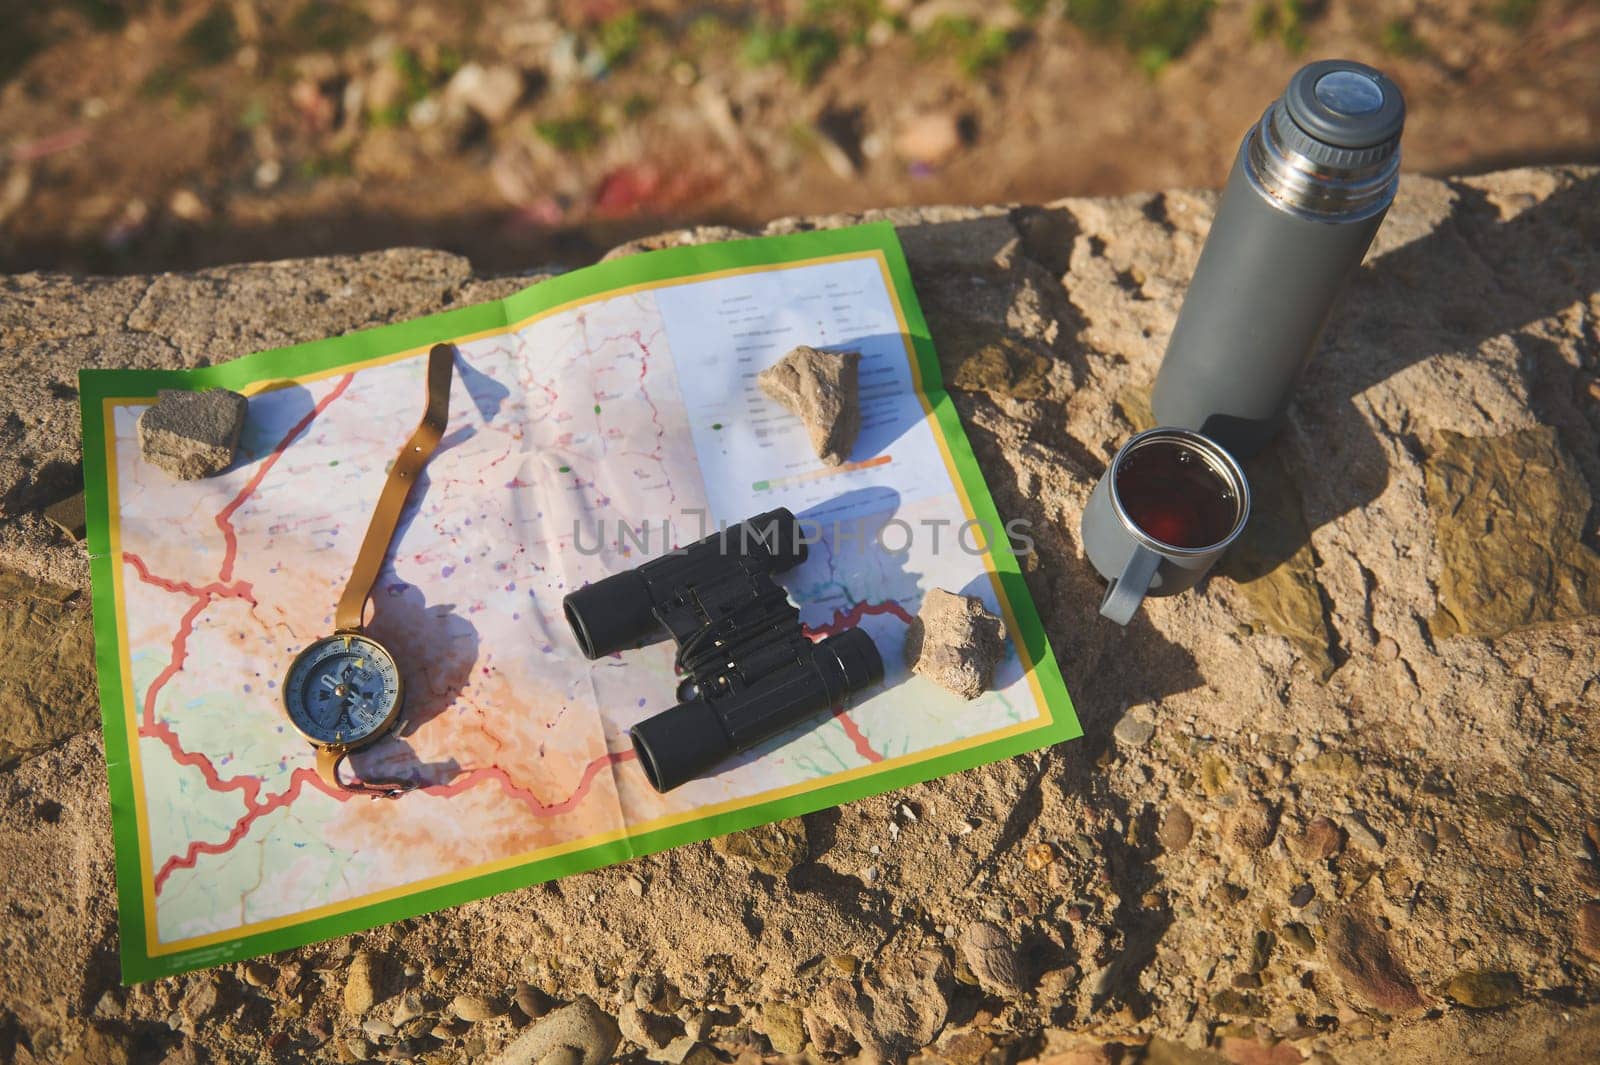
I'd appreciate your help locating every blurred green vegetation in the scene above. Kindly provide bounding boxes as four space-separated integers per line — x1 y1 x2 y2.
287 1 375 53
1250 0 1317 52
178 2 238 66
1491 0 1540 27
914 16 1024 80
535 112 605 153
743 20 844 85
1379 16 1428 57
595 10 645 68
1065 0 1217 74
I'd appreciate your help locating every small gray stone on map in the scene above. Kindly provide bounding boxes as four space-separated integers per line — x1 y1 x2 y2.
757 345 861 466
137 388 248 480
904 588 1006 700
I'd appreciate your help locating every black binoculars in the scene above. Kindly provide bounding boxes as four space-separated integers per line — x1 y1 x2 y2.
562 508 884 792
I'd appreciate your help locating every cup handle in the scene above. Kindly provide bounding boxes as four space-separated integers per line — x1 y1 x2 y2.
1100 545 1160 626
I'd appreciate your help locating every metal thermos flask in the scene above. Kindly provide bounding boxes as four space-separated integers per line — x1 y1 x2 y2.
1150 59 1406 457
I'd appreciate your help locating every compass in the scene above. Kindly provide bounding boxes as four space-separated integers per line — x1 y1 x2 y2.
284 633 403 747
282 342 454 796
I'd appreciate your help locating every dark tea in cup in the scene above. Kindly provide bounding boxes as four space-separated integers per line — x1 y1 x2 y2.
1114 438 1241 549
1081 426 1251 624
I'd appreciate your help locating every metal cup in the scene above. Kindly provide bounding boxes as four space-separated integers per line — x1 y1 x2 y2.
1080 427 1251 625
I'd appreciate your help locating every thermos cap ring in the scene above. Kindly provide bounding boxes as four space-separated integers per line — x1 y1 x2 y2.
1282 58 1406 153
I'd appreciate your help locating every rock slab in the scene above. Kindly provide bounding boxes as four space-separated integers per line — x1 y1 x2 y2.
2 168 1599 1065
136 388 247 480
904 587 1007 699
757 345 861 465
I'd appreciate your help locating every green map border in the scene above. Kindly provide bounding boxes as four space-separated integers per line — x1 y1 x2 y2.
80 222 1082 982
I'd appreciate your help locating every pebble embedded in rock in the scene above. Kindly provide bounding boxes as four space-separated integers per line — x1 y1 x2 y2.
1444 970 1520 1009
958 921 1026 996
904 588 1007 700
391 990 424 1025
803 1008 857 1058
443 62 524 125
1289 816 1345 862
362 1017 396 1039
137 388 248 480
451 993 505 1023
344 951 376 1016
487 996 620 1065
757 345 862 466
1112 704 1156 747
820 950 952 1059
1324 910 1424 1013
1158 806 1194 853
1345 815 1386 853
1297 751 1361 781
1200 755 1236 796
179 975 221 1026
515 982 552 1022
1024 842 1056 871
241 962 275 989
709 818 808 876
616 1002 677 1060
760 1002 807 1055
1576 901 1600 962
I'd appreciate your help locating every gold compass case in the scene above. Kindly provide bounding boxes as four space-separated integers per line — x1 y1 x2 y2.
282 630 405 751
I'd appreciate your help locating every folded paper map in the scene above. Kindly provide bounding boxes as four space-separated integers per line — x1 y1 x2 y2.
80 222 1081 980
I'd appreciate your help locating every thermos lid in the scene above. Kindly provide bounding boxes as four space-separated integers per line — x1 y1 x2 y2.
1272 59 1405 171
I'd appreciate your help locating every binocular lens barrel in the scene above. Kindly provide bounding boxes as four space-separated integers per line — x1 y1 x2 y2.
629 627 884 792
563 569 653 660
563 507 809 660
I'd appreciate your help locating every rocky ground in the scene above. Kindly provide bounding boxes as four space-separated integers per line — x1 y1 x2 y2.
3 165 1600 1063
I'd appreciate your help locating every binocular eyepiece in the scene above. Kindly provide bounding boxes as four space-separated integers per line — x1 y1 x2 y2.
561 507 885 792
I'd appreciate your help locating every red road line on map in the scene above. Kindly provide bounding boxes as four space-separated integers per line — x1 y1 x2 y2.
154 750 637 894
144 721 263 805
124 551 254 602
832 707 884 764
144 368 640 895
140 373 358 889
802 599 916 638
153 767 332 892
420 749 635 814
216 374 354 583
803 602 910 763
139 598 213 731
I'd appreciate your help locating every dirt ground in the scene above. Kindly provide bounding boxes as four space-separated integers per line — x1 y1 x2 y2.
1 0 1598 276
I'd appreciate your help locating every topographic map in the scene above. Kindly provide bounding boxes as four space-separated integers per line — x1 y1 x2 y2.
83 224 1079 978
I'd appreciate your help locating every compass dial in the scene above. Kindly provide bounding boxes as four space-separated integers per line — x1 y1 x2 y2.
283 633 403 747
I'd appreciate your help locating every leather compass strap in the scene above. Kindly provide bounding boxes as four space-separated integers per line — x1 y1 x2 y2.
335 343 455 633
316 746 411 798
